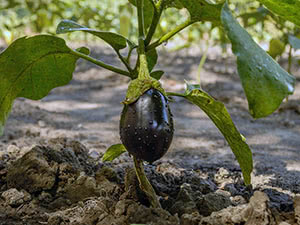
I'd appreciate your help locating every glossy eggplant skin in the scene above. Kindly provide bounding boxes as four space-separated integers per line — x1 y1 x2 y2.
120 88 174 163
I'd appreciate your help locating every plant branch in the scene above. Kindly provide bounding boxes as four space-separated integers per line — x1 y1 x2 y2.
137 0 145 39
166 92 186 97
116 51 133 73
70 49 131 77
133 157 161 208
288 45 292 74
145 0 164 46
146 19 194 51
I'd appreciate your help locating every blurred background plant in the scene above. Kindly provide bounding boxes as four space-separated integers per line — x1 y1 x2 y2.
0 0 299 71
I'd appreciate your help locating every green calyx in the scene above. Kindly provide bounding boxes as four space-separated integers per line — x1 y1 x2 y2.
123 36 167 105
123 77 166 105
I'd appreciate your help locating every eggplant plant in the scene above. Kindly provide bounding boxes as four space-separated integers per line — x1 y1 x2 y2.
0 0 297 208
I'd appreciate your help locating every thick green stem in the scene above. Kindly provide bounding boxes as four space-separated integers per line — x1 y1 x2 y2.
133 157 162 208
137 0 145 39
145 0 164 46
70 49 131 77
136 0 151 80
146 19 194 51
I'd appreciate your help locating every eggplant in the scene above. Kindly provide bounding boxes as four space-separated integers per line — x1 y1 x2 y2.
120 88 174 163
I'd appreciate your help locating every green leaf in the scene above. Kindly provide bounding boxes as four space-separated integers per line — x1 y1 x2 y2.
288 35 300 50
146 48 158 72
150 70 164 80
166 0 223 23
256 0 300 27
0 35 84 136
56 19 134 51
221 3 295 118
102 144 127 162
169 84 253 185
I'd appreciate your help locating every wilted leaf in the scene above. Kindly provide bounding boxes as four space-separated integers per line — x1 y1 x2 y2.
57 19 134 51
169 84 253 185
221 3 295 118
256 0 300 27
288 35 300 50
0 35 86 135
102 144 127 161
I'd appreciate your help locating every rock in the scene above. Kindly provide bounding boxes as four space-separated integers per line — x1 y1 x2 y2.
294 195 300 224
120 168 148 205
7 146 57 193
127 203 180 225
264 189 294 212
169 183 198 216
200 191 276 225
6 140 121 209
180 212 202 225
242 191 275 225
197 190 232 216
1 188 31 207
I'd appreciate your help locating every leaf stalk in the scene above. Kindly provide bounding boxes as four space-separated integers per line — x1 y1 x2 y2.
70 49 131 77
146 19 194 51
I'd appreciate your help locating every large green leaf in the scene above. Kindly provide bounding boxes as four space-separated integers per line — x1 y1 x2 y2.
0 35 86 135
169 84 253 185
56 20 134 51
256 0 300 27
221 3 295 118
166 0 223 23
102 144 127 162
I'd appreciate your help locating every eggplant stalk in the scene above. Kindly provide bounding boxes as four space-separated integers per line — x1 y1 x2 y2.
133 156 162 208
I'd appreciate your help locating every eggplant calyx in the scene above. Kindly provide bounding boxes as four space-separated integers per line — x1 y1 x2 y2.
122 77 167 105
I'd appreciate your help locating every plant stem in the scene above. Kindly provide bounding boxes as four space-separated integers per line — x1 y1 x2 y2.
145 0 164 46
70 49 131 78
146 19 194 51
136 0 151 80
116 51 133 73
137 0 145 39
197 43 209 86
166 92 186 97
288 45 292 74
133 157 162 208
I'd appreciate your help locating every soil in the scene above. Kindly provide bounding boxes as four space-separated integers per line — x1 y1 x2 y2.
0 43 300 225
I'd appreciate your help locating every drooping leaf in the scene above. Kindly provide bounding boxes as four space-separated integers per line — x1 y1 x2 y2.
168 84 253 185
0 35 85 136
166 0 223 23
146 48 158 72
56 19 135 51
102 144 127 162
288 35 300 50
256 0 300 27
221 3 295 118
150 70 164 80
